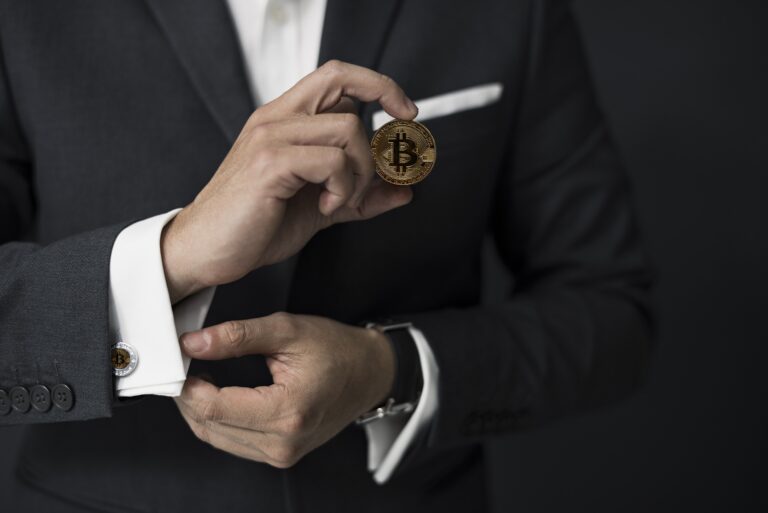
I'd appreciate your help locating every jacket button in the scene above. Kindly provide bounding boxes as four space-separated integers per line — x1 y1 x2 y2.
30 384 52 413
52 384 74 411
0 390 10 416
10 386 31 413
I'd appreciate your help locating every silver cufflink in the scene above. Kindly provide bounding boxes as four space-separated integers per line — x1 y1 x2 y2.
111 342 139 377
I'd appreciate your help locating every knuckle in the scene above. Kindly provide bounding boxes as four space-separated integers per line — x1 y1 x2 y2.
337 113 361 135
248 123 270 142
223 320 247 353
189 403 206 423
244 110 261 128
191 421 211 444
253 147 280 170
270 311 296 338
270 443 301 469
322 59 344 75
248 107 265 122
280 411 309 437
200 398 221 423
241 110 260 130
378 72 394 86
327 147 347 170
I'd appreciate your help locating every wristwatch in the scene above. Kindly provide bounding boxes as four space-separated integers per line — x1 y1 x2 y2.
356 397 416 425
355 321 423 426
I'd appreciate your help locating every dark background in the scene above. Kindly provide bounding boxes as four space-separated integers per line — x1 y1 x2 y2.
485 0 768 511
2 0 766 511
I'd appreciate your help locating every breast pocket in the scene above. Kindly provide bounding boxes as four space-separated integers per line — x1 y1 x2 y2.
371 82 504 148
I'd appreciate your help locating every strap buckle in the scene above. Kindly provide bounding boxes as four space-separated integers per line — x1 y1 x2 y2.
355 397 416 426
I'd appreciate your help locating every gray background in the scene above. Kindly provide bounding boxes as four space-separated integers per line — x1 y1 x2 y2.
2 0 766 511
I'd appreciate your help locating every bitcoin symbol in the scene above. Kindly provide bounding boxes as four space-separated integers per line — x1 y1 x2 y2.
111 347 130 369
371 120 437 185
388 131 418 175
111 342 139 376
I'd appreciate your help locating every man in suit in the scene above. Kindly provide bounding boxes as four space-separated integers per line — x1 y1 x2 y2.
0 0 652 511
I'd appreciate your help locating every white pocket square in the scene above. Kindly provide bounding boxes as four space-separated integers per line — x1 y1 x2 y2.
372 82 503 131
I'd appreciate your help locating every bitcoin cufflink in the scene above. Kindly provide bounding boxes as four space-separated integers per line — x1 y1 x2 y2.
111 342 139 377
371 120 437 185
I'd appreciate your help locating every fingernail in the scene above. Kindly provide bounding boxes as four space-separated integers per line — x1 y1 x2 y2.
406 97 418 116
182 331 209 353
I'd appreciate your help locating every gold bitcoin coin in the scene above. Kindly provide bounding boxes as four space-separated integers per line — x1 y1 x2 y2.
370 119 437 185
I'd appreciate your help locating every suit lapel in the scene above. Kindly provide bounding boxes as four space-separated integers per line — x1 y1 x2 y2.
144 0 253 144
318 0 403 71
144 0 403 143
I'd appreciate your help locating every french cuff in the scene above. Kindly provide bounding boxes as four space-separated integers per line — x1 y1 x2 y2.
109 209 215 398
363 326 440 484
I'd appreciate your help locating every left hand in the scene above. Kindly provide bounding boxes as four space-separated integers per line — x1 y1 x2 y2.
174 312 395 468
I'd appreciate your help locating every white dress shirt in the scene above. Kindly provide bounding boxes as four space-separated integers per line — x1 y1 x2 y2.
109 0 438 484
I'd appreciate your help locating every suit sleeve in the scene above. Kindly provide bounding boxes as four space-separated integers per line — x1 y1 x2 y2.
391 0 653 478
0 35 128 426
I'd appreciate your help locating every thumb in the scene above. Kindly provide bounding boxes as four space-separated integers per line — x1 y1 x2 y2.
332 180 413 223
181 316 287 359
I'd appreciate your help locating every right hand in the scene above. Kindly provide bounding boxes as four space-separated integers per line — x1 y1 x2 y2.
161 60 418 303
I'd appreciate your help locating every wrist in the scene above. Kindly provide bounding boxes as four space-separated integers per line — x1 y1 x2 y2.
161 211 205 304
364 327 397 411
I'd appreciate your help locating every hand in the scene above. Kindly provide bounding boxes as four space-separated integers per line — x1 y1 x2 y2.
173 312 395 468
162 60 418 303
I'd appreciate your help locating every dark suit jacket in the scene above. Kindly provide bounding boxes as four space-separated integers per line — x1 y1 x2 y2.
0 0 652 511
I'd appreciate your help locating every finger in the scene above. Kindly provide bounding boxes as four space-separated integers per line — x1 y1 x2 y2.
277 145 355 215
177 403 270 463
269 60 417 121
324 97 377 207
235 144 353 215
331 179 413 224
180 406 279 457
176 378 307 468
252 113 361 148
182 411 302 469
202 418 304 469
177 376 287 432
181 313 301 360
252 115 374 207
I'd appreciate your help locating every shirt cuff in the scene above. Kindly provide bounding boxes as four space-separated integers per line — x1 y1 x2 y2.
363 325 440 484
109 209 215 398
